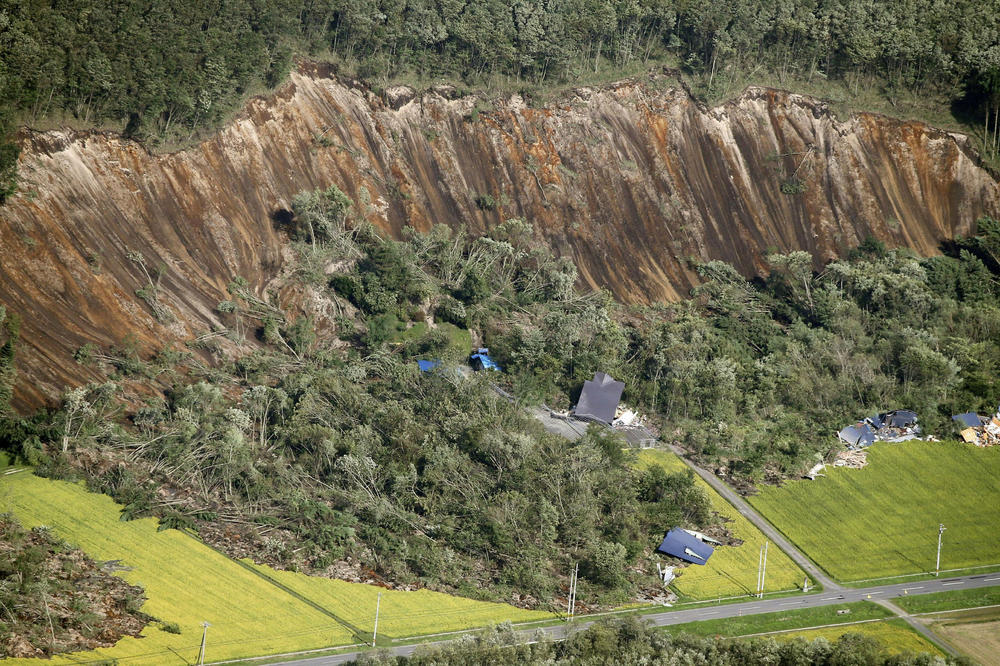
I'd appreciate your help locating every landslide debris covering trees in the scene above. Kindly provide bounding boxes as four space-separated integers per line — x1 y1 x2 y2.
2 193 999 611
0 514 150 658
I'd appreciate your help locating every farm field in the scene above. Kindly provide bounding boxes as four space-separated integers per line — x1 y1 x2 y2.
0 471 553 665
749 440 1000 582
920 606 1000 665
773 619 944 656
249 564 551 641
636 449 805 599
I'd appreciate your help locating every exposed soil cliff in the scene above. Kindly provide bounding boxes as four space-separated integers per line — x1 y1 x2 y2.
1 63 997 409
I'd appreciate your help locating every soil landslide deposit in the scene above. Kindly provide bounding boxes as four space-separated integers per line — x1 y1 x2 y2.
2 63 998 408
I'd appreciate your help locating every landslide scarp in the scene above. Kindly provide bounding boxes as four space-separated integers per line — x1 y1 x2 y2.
1 63 997 409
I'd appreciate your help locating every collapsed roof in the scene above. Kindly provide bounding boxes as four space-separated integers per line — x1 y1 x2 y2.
574 372 625 424
953 412 988 429
656 528 714 565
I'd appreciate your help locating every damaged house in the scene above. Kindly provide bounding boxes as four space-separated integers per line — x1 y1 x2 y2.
838 409 921 449
953 406 1000 447
573 372 625 424
656 528 715 565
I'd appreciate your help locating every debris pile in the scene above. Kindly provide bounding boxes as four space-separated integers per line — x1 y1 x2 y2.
838 409 920 449
612 402 658 448
834 450 869 469
953 407 1000 447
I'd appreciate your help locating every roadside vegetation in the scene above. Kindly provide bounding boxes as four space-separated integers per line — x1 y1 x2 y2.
347 616 968 665
895 585 1000 614
749 441 1000 582
2 0 999 201
660 601 892 638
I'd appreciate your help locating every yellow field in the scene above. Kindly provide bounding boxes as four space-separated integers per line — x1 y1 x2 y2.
0 472 553 665
772 619 944 656
636 449 805 599
250 564 551 638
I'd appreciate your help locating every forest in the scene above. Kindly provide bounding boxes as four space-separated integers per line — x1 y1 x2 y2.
2 0 1000 200
1 187 998 607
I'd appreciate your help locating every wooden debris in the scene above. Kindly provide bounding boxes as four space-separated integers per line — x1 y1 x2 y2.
833 450 868 469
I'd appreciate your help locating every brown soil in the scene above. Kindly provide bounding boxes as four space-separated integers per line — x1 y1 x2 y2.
2 63 997 411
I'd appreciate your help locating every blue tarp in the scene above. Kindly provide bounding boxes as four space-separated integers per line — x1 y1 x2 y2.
656 528 714 565
470 349 501 372
417 359 441 372
952 412 986 428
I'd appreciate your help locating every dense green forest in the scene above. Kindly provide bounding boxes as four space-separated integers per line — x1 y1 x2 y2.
1 187 999 606
349 617 970 665
2 0 1000 200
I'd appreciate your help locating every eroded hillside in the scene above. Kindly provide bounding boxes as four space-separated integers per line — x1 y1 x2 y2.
1 63 997 408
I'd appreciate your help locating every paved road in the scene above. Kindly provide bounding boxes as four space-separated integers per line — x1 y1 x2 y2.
666 444 841 591
271 573 999 664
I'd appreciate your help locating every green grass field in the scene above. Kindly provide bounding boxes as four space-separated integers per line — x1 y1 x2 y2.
772 619 944 656
895 585 1000 614
0 472 552 665
749 441 1000 582
636 450 805 600
661 601 891 638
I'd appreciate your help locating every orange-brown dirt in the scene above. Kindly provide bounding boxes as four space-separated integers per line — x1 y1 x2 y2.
1 63 997 410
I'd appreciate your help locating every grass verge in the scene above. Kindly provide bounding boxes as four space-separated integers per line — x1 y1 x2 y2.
661 601 891 638
749 440 1000 582
636 449 806 600
895 585 1000 614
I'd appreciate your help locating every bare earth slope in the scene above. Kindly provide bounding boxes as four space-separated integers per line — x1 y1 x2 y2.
1 63 997 408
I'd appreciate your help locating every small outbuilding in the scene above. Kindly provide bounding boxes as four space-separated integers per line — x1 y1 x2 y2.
656 528 714 565
574 372 625 424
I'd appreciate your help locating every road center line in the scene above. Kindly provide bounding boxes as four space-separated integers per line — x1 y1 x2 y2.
942 582 963 586
821 596 840 600
985 577 1000 582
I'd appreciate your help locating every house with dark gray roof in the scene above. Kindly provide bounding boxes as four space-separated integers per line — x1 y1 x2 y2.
574 372 624 424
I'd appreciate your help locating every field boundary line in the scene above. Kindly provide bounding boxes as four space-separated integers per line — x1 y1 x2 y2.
846 564 1000 585
181 531 372 644
723 616 888 639
912 603 1000 617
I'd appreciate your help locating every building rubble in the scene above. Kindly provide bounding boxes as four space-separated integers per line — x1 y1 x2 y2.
833 450 868 469
837 409 921 449
953 405 1000 447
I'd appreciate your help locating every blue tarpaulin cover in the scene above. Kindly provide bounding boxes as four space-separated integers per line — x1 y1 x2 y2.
656 528 714 565
470 349 501 371
417 359 441 372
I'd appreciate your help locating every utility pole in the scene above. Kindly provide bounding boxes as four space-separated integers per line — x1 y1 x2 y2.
757 541 769 599
756 543 763 598
197 621 211 666
372 591 382 647
566 562 580 621
936 524 946 577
